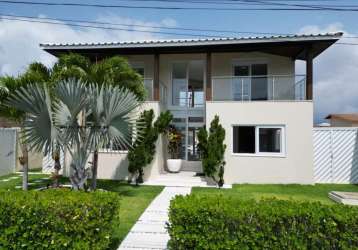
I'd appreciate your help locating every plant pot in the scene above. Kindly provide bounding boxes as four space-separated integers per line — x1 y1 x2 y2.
167 159 182 173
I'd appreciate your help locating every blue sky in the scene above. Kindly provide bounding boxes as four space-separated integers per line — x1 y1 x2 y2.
2 0 358 36
1 0 358 123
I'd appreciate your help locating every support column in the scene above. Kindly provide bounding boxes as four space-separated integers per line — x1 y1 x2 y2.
206 52 212 101
306 49 313 100
153 53 160 101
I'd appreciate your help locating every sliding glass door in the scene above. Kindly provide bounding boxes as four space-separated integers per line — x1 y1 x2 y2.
172 61 204 108
233 63 268 101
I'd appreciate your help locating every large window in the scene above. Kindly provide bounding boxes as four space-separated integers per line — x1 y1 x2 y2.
233 125 285 156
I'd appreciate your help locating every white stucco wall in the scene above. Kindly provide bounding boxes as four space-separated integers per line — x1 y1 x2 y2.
206 101 314 184
211 52 295 76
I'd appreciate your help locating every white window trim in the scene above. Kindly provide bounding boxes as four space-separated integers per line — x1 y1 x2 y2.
232 125 286 158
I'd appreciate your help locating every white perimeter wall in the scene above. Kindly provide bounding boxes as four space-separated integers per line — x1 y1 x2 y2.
0 128 17 176
206 101 314 184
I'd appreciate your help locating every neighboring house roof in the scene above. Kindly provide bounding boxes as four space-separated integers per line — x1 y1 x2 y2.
325 113 358 123
40 32 343 60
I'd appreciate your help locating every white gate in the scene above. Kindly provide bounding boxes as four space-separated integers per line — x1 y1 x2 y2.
313 127 358 184
0 128 17 176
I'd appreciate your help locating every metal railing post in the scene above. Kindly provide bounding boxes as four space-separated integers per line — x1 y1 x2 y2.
241 78 244 101
272 76 275 101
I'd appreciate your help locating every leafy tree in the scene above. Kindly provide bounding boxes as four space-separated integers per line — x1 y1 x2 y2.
128 110 172 184
50 53 146 100
197 115 226 187
6 79 141 190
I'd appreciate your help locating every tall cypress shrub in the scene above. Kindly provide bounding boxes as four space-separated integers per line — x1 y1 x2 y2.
198 115 226 187
128 109 172 184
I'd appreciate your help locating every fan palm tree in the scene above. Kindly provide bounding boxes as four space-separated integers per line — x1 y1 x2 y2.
50 53 146 190
6 79 141 190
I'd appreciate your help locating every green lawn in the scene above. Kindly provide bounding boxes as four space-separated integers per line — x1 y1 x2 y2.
193 184 358 205
0 172 52 190
0 173 163 248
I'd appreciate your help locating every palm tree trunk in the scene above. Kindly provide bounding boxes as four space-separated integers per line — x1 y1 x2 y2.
91 150 98 190
20 143 28 191
53 150 61 188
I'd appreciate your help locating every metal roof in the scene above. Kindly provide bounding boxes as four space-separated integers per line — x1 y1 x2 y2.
40 32 343 50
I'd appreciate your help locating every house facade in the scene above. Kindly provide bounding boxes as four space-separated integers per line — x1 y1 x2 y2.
41 33 342 184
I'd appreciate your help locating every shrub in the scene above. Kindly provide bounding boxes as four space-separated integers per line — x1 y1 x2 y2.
128 110 172 183
168 195 358 249
0 190 120 250
197 115 226 187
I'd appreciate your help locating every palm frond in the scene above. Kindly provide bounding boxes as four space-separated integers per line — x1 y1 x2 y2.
0 83 8 95
53 79 89 146
5 84 55 154
87 83 142 150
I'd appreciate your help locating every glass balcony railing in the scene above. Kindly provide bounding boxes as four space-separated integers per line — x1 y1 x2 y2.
159 81 168 105
212 75 307 101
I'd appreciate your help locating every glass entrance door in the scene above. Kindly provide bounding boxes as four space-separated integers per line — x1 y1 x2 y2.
171 115 204 161
170 60 205 161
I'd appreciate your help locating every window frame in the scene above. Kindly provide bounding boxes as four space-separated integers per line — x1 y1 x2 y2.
130 62 145 77
232 125 286 157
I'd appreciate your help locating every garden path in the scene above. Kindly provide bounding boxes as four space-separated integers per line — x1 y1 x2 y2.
118 186 191 250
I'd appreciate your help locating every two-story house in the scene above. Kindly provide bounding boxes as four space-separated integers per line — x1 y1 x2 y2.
40 32 342 184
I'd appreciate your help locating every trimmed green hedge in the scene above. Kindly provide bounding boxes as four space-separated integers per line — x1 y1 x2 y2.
168 195 358 249
0 190 120 250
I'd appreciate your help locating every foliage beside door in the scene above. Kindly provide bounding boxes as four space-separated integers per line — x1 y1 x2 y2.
198 115 226 187
128 110 172 184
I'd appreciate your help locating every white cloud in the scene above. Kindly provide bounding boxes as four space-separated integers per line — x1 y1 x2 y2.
0 15 171 76
297 23 358 123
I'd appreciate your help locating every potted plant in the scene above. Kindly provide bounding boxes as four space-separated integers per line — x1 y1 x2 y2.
167 126 182 172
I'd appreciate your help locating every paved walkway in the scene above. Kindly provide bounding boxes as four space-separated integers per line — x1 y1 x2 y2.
118 186 192 250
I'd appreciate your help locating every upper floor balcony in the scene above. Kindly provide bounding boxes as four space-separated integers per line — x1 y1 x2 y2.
212 75 307 102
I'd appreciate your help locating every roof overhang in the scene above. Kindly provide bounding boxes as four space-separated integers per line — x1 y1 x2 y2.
325 113 358 122
40 33 343 61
